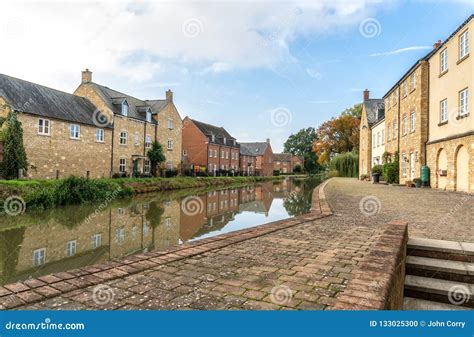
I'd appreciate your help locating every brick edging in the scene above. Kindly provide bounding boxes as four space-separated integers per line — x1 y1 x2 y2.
0 179 334 309
331 220 408 310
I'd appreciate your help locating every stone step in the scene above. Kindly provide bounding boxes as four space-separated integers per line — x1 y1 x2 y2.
404 275 474 308
406 256 474 283
407 237 474 262
403 297 472 311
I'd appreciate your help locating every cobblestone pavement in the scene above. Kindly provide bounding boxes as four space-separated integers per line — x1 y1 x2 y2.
12 178 472 310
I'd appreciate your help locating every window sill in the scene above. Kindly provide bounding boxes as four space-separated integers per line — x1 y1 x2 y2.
456 113 469 120
438 69 448 78
37 133 51 137
70 138 81 141
437 121 448 126
96 140 105 143
456 53 469 65
119 143 128 146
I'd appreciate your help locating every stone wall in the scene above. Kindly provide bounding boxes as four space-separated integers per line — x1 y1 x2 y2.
154 103 182 170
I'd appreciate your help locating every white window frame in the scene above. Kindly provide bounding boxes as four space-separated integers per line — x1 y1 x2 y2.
459 88 469 116
410 111 416 132
134 132 139 146
144 159 151 173
403 82 408 97
440 99 448 123
66 240 77 257
69 124 80 139
146 109 152 123
393 120 397 140
32 248 46 266
96 128 104 142
381 129 385 145
92 234 102 249
116 228 125 243
167 139 173 150
38 118 51 135
459 30 469 59
145 135 151 149
167 119 173 129
440 48 448 73
402 115 408 135
402 154 407 177
119 131 127 145
121 100 129 117
411 73 416 90
119 158 126 173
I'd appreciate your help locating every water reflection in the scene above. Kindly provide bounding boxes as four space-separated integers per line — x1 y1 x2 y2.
0 177 320 285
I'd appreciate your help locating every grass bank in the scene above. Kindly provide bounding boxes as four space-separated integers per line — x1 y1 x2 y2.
0 175 288 212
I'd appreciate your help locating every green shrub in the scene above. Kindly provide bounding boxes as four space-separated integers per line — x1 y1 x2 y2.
273 170 281 176
293 165 302 173
371 165 383 175
382 162 399 184
327 170 339 178
329 152 358 177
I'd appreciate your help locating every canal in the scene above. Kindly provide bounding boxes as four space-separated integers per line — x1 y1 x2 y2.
0 177 321 285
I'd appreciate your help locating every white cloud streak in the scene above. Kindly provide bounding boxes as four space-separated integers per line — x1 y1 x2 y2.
369 45 432 57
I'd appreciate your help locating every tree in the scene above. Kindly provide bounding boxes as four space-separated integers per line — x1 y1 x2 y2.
341 103 362 118
1 106 28 179
312 114 360 165
147 141 166 177
283 127 321 173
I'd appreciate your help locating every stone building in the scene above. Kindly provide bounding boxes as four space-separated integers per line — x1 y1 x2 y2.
74 69 183 174
358 89 385 178
181 117 240 175
240 140 274 176
0 74 113 179
426 15 473 192
371 118 385 167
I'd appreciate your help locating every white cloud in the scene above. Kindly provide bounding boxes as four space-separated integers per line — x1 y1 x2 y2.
369 46 432 57
306 68 322 79
0 1 384 91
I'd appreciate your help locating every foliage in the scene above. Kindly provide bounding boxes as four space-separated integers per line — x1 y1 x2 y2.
329 152 359 178
164 169 178 178
147 141 166 177
327 170 339 178
341 103 363 118
360 174 369 181
145 201 165 228
382 151 392 164
273 170 281 176
293 165 302 173
283 127 322 173
382 153 399 184
312 114 360 165
1 107 28 179
371 165 383 175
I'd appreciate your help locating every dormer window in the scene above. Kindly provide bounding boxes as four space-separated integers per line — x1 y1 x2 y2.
146 108 152 123
211 135 215 142
121 100 129 116
223 137 227 144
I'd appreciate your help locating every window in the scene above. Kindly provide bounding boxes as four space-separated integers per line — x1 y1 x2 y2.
144 159 151 173
182 149 187 156
402 154 407 177
69 124 80 139
377 132 380 147
121 100 129 116
134 132 139 146
411 73 416 90
459 30 469 59
402 115 408 135
96 128 104 142
116 228 125 243
410 111 416 132
167 139 173 150
209 149 212 157
381 129 385 145
440 48 448 73
167 119 173 129
33 248 46 266
459 88 469 116
403 82 408 97
119 131 127 145
221 151 225 159
211 134 215 142
372 134 376 149
146 109 152 123
440 99 448 122
119 158 126 173
225 151 228 159
92 234 102 249
393 120 397 139
223 137 227 144
66 240 77 257
145 135 151 148
38 119 50 135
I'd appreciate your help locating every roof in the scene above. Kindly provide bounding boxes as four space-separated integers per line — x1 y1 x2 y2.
273 153 292 162
240 142 271 156
0 73 108 127
85 82 169 123
190 118 237 146
240 146 256 156
363 99 385 126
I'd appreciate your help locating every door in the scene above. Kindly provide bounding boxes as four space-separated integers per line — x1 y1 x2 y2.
410 152 415 180
456 146 469 192
133 159 139 177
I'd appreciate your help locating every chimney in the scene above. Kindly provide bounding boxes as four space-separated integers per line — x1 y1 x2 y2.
363 89 370 101
433 39 442 49
81 68 92 83
266 138 270 144
166 89 173 103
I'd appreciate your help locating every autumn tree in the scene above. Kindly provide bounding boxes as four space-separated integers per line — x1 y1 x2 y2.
312 114 360 165
283 127 321 173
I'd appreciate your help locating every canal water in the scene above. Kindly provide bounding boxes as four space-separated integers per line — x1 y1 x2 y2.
0 177 321 285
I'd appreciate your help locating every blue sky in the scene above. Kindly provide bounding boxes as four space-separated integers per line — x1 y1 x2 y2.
1 1 473 152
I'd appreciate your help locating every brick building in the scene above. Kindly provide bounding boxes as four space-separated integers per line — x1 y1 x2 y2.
181 117 240 175
239 147 256 176
240 140 274 176
273 153 304 173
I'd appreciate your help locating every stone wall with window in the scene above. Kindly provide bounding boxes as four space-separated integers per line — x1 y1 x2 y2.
0 104 112 179
154 103 182 170
383 87 400 158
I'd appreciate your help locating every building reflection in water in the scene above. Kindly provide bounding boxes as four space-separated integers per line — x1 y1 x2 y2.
0 177 318 285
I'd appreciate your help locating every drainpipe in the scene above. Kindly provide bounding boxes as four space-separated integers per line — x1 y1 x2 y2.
110 119 115 177
424 62 429 166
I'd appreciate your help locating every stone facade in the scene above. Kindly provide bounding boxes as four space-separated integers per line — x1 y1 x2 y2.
359 103 372 178
371 120 385 166
154 102 182 170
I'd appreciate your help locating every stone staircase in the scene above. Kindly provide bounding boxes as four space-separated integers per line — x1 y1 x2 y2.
403 237 474 310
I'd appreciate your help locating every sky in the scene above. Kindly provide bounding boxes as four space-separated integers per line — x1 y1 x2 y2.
1 0 473 152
